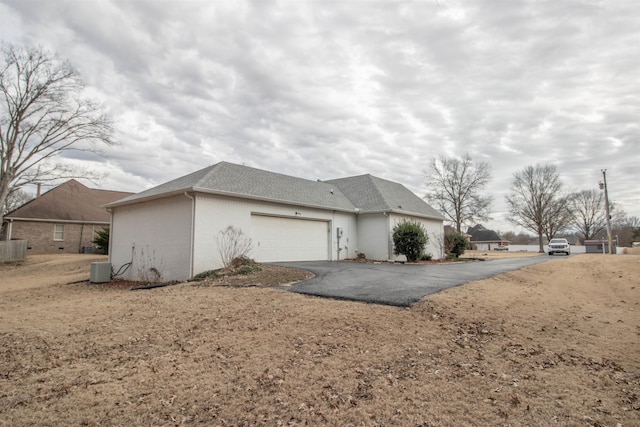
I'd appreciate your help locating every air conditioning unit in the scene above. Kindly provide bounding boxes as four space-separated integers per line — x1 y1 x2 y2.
90 262 111 283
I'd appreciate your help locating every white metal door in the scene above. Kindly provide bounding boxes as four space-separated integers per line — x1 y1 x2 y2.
250 215 329 262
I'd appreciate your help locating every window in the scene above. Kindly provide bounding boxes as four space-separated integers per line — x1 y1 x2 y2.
54 224 64 241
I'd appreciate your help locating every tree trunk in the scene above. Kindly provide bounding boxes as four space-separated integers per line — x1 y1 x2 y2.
538 231 544 253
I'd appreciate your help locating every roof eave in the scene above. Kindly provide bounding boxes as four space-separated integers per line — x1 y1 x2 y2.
388 209 445 221
106 187 358 214
194 187 357 213
104 188 193 208
356 208 445 221
4 217 110 225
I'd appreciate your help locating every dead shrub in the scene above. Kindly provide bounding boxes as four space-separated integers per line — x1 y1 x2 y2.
217 225 253 268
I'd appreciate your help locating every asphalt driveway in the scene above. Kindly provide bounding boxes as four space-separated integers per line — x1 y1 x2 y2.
276 256 556 307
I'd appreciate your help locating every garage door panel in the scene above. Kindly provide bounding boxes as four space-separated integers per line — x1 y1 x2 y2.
251 215 329 262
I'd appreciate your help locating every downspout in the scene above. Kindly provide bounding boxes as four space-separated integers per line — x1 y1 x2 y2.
5 219 12 241
336 229 341 261
184 192 195 279
385 211 392 260
107 208 114 260
78 223 85 253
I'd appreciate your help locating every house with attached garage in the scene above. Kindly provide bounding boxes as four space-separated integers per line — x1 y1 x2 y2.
106 162 445 282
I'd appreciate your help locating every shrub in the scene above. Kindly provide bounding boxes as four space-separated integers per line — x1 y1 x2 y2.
193 256 261 280
392 220 429 262
92 227 110 253
217 226 253 268
420 253 433 261
444 230 469 258
193 270 220 280
230 256 261 275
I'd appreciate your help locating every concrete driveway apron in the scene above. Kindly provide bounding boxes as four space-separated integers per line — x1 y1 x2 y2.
276 256 554 307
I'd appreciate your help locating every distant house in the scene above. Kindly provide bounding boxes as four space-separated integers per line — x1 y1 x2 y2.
106 162 446 282
564 236 582 246
584 239 617 254
2 180 133 254
467 224 509 250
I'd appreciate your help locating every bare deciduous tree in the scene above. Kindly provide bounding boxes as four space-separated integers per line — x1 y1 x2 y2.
611 215 639 247
543 195 572 242
568 189 608 241
425 153 493 233
568 189 628 243
506 164 566 252
2 188 32 215
0 43 114 226
500 230 534 245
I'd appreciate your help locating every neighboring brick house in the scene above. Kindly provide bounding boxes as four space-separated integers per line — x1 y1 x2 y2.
2 180 132 254
467 224 509 250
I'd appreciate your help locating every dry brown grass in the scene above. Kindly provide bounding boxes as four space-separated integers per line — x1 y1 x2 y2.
1 254 639 426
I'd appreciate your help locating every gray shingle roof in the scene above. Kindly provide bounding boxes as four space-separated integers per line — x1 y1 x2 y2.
326 174 445 219
109 162 444 220
111 162 357 212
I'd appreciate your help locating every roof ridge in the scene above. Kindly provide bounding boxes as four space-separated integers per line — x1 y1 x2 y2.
326 174 391 211
361 174 391 210
215 161 333 186
193 162 225 188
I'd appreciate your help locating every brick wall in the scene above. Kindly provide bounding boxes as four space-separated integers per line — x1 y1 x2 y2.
9 221 108 254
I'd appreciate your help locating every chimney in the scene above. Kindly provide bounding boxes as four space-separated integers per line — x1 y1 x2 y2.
36 183 41 198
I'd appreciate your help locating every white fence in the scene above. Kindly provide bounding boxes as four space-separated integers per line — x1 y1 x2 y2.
496 245 586 254
478 244 633 255
0 240 28 262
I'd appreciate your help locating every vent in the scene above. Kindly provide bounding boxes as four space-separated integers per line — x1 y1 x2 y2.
90 262 111 283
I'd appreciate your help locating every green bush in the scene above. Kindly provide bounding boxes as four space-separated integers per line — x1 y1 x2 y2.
420 253 433 261
392 220 429 262
193 270 221 280
92 227 110 254
193 256 261 280
232 256 261 275
444 230 469 258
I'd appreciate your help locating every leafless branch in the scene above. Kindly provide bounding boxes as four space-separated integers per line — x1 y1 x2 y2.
0 43 114 221
425 153 493 232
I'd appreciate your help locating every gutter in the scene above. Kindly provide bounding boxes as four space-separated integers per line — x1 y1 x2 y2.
4 217 110 225
105 186 359 214
356 208 446 222
105 189 446 222
387 209 446 221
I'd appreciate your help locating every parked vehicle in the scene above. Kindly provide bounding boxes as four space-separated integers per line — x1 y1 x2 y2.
548 238 571 256
493 245 508 251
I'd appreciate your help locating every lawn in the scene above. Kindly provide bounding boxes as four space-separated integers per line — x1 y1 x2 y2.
0 254 638 426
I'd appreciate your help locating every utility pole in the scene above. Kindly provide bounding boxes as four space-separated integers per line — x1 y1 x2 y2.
599 169 613 255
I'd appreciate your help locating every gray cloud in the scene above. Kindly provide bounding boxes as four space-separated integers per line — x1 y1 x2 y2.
1 0 638 230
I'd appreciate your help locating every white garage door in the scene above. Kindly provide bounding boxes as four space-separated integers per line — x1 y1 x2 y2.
251 215 329 262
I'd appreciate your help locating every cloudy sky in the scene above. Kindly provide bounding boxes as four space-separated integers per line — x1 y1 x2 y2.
1 0 638 232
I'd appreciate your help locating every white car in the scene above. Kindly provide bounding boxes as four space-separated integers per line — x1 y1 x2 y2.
548 238 571 256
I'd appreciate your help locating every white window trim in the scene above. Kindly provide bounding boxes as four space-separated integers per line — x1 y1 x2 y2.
54 224 64 241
